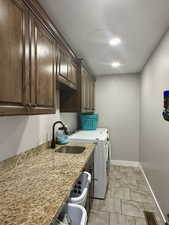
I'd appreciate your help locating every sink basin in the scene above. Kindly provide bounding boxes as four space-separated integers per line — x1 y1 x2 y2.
55 146 85 154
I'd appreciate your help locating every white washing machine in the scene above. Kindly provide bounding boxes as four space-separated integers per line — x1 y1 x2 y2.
69 128 111 199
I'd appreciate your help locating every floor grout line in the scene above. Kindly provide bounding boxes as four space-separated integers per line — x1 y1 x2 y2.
120 199 123 215
108 212 111 225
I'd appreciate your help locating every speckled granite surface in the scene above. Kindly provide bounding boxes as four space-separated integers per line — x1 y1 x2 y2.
0 142 95 225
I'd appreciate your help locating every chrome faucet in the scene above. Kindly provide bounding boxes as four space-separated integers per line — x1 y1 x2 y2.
51 121 69 149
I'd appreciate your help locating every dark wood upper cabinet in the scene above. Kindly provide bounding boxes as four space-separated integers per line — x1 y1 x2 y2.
0 0 30 115
58 46 78 90
0 0 57 116
60 61 95 113
0 0 93 116
30 15 56 114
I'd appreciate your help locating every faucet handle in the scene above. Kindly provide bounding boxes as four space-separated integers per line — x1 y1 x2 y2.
58 124 69 135
65 125 70 135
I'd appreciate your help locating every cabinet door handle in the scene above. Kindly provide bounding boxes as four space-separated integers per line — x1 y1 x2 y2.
26 106 30 112
26 103 31 108
24 103 31 112
24 103 31 106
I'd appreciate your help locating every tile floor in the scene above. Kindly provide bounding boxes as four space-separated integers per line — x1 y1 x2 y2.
88 165 164 225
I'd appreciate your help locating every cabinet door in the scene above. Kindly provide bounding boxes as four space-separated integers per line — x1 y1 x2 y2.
81 68 88 112
0 0 30 115
81 68 95 113
91 80 95 111
69 63 77 86
81 68 92 112
89 78 95 111
85 73 90 111
88 77 92 111
58 47 68 79
67 61 77 90
30 16 56 114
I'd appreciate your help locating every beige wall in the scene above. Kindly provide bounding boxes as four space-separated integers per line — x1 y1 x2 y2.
95 74 140 161
140 29 169 218
0 111 77 161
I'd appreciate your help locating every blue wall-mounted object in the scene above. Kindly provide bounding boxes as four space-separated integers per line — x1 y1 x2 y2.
164 90 169 97
163 90 169 121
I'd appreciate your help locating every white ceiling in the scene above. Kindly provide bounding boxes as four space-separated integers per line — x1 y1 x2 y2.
39 0 169 76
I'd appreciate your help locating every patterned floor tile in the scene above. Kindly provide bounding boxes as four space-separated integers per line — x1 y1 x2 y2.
135 217 147 225
88 210 109 225
121 200 145 218
110 187 130 200
92 197 121 213
130 190 153 203
89 165 164 225
110 213 135 225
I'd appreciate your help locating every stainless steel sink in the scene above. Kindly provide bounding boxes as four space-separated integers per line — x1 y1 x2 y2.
55 146 85 154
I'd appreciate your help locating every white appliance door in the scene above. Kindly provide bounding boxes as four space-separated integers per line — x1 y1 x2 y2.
94 141 108 199
105 140 111 178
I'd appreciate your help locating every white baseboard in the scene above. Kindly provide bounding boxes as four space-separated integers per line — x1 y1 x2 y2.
111 160 140 167
139 164 166 223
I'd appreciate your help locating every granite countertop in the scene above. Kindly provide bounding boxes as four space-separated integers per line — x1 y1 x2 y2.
0 142 95 225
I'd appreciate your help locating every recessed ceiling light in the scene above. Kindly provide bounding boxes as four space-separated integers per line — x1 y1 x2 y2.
112 61 121 68
109 38 121 46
